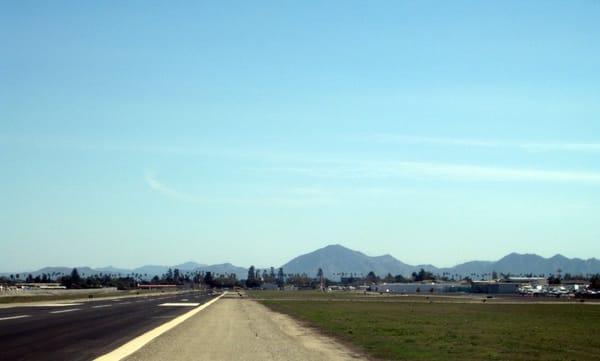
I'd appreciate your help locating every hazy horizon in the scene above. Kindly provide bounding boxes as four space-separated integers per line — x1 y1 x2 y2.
2 1 600 271
3 243 599 275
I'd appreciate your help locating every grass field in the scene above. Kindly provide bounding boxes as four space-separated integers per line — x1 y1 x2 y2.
255 292 600 360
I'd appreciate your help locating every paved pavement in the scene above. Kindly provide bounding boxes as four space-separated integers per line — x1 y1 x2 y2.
125 293 364 361
0 291 214 361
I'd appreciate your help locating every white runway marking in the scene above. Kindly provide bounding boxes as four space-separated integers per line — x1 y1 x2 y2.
0 315 30 321
92 305 112 309
50 308 80 314
32 303 83 307
95 293 225 361
159 303 200 307
180 299 189 301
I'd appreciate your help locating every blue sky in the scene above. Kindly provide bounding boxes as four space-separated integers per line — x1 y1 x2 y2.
2 1 600 272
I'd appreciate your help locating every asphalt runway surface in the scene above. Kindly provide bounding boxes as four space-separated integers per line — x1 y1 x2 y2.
0 291 215 361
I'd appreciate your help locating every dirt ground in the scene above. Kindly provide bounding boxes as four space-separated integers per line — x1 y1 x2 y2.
125 293 365 361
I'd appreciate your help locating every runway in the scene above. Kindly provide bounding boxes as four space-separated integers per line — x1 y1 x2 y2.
0 291 215 361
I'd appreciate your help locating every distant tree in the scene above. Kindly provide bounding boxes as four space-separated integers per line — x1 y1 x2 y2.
166 268 174 283
394 274 409 283
276 268 285 288
317 268 324 279
411 268 433 282
26 274 33 283
70 268 81 286
269 267 276 280
382 273 394 283
365 271 378 284
491 271 498 280
548 275 561 285
589 274 600 290
204 272 214 287
173 268 181 284
246 266 260 288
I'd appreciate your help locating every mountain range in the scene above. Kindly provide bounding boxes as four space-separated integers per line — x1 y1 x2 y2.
2 262 248 280
3 245 600 280
281 245 600 279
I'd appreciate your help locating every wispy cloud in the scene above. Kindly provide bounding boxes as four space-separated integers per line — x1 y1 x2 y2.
520 143 600 153
360 134 504 148
256 161 600 184
144 172 204 203
144 173 342 206
358 134 600 153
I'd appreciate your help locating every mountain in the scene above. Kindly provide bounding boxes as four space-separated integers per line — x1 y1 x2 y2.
3 246 599 281
281 244 415 279
96 266 134 275
279 245 600 279
1 266 101 279
173 261 206 270
435 253 600 277
194 263 248 280
439 260 494 276
2 263 248 280
132 265 171 276
131 262 206 277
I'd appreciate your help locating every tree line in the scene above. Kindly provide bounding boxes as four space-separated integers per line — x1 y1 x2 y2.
3 267 599 290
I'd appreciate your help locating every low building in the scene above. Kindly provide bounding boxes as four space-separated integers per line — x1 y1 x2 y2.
261 283 279 290
372 282 470 294
137 284 177 290
471 281 519 294
506 277 548 286
16 283 66 289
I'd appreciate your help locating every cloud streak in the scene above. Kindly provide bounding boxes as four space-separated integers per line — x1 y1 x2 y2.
144 172 204 203
144 173 340 206
257 161 600 184
359 134 600 153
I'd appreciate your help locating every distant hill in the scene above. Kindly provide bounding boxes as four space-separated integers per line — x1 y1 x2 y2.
1 266 102 279
3 245 599 281
281 244 415 279
443 253 600 276
96 266 134 275
195 263 248 280
280 245 600 279
132 262 208 277
2 263 247 280
173 261 206 270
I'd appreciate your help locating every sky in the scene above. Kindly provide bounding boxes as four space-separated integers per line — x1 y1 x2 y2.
1 1 600 272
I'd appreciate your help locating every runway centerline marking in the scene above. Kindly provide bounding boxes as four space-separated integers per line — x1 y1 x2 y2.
50 308 80 314
159 303 200 307
92 305 112 309
0 315 30 321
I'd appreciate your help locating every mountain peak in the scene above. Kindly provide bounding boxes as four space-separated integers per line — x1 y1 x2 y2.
281 244 412 278
322 244 351 251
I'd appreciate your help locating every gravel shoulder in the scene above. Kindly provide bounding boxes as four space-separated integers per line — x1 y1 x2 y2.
125 293 365 361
